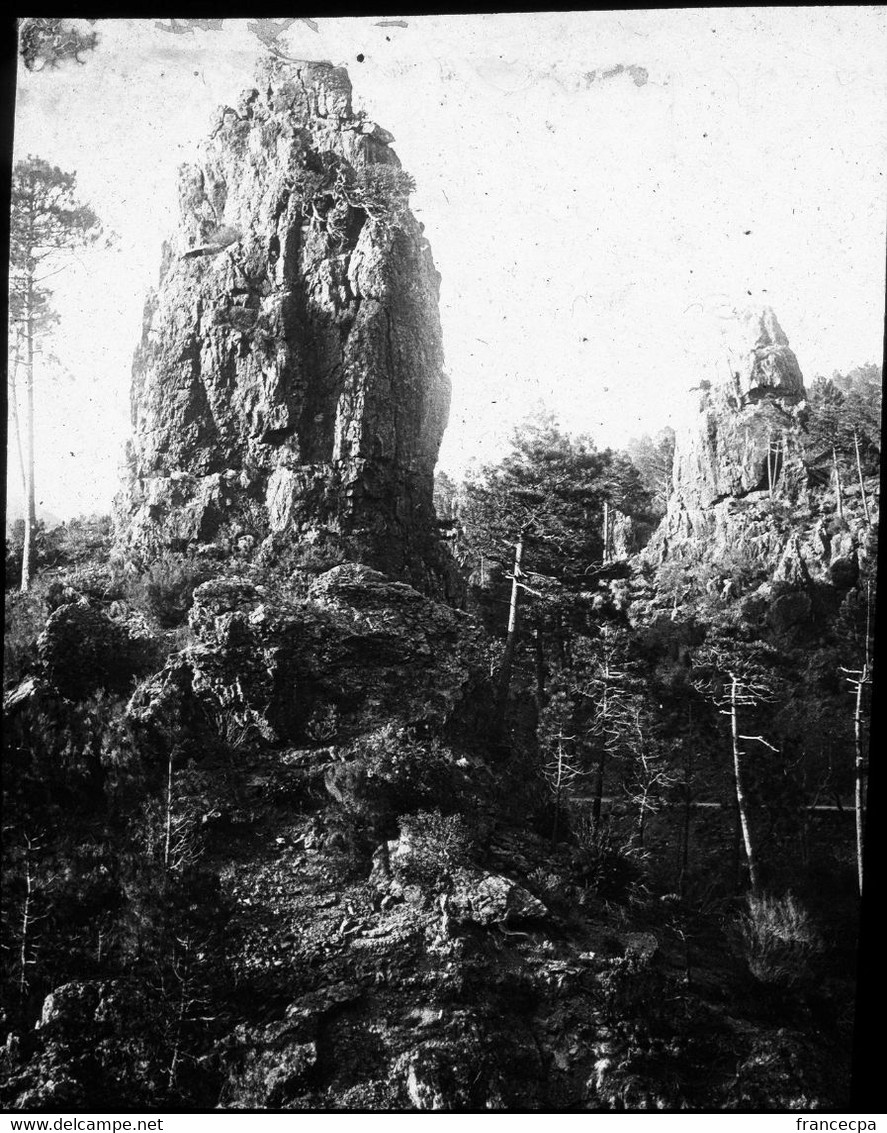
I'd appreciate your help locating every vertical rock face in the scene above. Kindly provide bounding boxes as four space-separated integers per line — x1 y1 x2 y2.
114 59 457 597
646 307 809 563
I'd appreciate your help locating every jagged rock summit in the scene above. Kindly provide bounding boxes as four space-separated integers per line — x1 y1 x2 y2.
114 59 457 598
646 306 809 563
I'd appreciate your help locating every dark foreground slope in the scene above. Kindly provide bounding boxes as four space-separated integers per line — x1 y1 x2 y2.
2 539 859 1110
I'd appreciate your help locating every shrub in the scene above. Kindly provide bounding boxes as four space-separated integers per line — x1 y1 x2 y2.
526 866 577 912
4 587 49 685
125 554 213 629
289 151 416 245
394 809 477 888
569 816 646 901
256 533 349 594
5 516 114 589
351 724 462 816
739 892 824 989
45 515 113 568
6 519 49 585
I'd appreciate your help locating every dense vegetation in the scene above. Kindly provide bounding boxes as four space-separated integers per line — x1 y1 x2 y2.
1 365 879 1111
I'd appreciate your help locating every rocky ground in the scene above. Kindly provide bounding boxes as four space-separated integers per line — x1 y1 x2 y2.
1 550 859 1111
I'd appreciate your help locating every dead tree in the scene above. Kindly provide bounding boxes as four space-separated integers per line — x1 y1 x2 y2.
853 429 871 524
12 832 54 1000
624 708 680 850
493 525 544 737
583 628 634 841
602 501 612 564
840 642 872 896
832 446 844 520
542 729 580 846
694 650 778 895
162 747 201 884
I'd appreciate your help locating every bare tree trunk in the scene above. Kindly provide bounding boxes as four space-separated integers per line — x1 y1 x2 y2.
832 446 844 521
164 748 175 877
20 299 36 593
767 429 774 499
730 675 760 893
167 968 188 1093
731 801 742 895
591 675 608 840
494 532 525 736
679 715 692 898
602 501 610 563
853 667 867 896
853 429 870 523
551 775 562 848
8 351 28 504
19 848 34 999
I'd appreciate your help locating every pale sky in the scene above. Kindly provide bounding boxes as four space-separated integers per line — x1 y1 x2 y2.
8 10 887 519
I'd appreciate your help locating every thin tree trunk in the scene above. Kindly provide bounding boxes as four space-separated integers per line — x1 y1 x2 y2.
551 776 561 848
731 800 742 895
679 713 692 898
767 429 774 499
167 972 188 1092
164 748 175 877
853 430 870 523
832 446 844 521
19 850 33 999
8 350 28 504
730 675 760 893
20 299 36 592
494 532 525 736
603 501 610 563
592 674 608 840
853 667 867 896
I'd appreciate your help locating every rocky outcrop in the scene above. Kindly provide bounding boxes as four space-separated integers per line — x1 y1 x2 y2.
648 308 807 561
442 869 548 930
643 308 878 587
36 601 158 699
127 564 487 747
114 59 457 599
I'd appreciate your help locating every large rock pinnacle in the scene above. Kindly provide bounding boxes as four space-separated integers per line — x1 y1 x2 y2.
114 59 458 598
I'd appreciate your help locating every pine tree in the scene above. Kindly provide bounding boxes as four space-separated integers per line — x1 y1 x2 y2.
18 18 98 71
624 427 676 516
9 156 102 590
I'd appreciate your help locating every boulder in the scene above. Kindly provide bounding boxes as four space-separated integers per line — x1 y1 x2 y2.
36 981 101 1035
127 565 488 746
36 603 156 699
220 983 361 1107
444 869 548 929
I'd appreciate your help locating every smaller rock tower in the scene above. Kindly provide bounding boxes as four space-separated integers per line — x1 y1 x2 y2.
646 306 808 563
